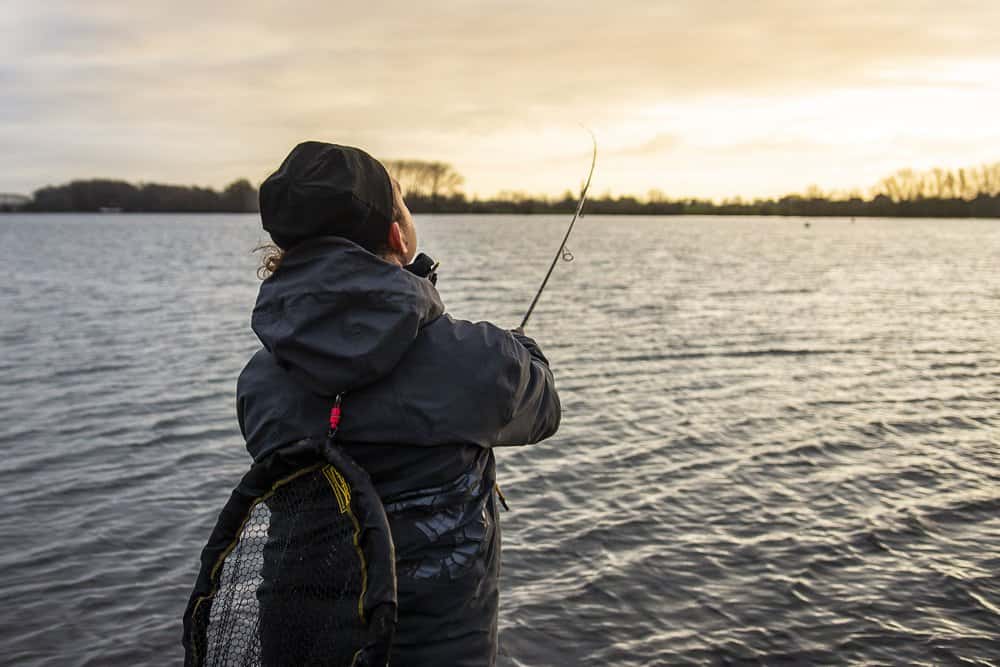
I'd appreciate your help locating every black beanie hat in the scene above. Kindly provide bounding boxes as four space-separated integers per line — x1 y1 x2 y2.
259 141 395 253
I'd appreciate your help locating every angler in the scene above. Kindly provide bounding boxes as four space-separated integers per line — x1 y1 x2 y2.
233 141 561 665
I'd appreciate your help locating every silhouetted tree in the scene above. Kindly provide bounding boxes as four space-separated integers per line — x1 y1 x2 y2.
222 179 258 212
381 159 464 210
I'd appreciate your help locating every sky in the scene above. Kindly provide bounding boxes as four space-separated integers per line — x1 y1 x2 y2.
3 1 1000 200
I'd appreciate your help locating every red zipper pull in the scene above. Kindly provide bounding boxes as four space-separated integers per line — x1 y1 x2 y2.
328 393 343 438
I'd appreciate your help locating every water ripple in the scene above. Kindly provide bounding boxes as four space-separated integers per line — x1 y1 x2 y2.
1 214 998 665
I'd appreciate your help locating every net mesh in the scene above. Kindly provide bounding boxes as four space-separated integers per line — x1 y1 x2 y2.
193 465 368 666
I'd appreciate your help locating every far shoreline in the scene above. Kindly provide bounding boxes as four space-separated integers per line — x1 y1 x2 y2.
6 161 999 218
3 211 999 220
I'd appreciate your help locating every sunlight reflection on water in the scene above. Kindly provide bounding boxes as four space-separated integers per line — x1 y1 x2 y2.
1 214 998 665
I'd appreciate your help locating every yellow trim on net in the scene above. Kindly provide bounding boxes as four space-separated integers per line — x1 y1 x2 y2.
323 465 352 514
322 464 368 624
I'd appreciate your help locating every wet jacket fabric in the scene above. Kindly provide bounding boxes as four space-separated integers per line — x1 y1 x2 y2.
236 236 561 666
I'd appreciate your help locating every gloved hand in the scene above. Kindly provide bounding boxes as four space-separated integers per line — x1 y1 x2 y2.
404 252 439 285
509 327 550 366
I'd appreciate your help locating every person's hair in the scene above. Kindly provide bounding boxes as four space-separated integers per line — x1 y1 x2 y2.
254 178 404 280
253 242 284 280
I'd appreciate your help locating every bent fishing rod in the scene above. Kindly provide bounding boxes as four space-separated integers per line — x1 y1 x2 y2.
520 130 597 330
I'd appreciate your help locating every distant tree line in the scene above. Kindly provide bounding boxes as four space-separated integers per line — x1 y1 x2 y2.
4 161 999 217
15 179 257 212
404 162 1000 218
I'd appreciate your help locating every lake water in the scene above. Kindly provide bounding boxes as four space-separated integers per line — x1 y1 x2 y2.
1 213 998 665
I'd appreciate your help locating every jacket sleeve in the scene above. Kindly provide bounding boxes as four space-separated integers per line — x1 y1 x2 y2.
492 329 561 446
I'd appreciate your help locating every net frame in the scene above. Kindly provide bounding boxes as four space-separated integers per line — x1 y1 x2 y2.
182 438 397 666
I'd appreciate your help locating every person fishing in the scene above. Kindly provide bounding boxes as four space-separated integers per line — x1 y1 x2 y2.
236 141 561 665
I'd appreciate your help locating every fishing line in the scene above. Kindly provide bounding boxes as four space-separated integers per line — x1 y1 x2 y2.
519 129 597 330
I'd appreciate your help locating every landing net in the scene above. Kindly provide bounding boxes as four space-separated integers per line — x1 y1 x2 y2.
183 443 396 667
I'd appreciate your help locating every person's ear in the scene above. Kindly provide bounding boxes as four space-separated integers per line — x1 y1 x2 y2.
387 221 409 262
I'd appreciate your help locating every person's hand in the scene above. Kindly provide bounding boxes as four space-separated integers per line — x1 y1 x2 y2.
508 326 550 366
404 253 439 285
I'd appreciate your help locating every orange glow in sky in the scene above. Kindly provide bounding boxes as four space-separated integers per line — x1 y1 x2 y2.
3 1 999 199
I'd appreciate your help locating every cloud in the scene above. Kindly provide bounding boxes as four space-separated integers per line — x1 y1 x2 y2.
2 0 999 197
613 134 680 158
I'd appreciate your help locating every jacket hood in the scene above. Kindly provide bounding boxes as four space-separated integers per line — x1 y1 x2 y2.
251 236 445 396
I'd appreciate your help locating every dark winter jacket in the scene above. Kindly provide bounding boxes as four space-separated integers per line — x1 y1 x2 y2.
236 236 561 666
